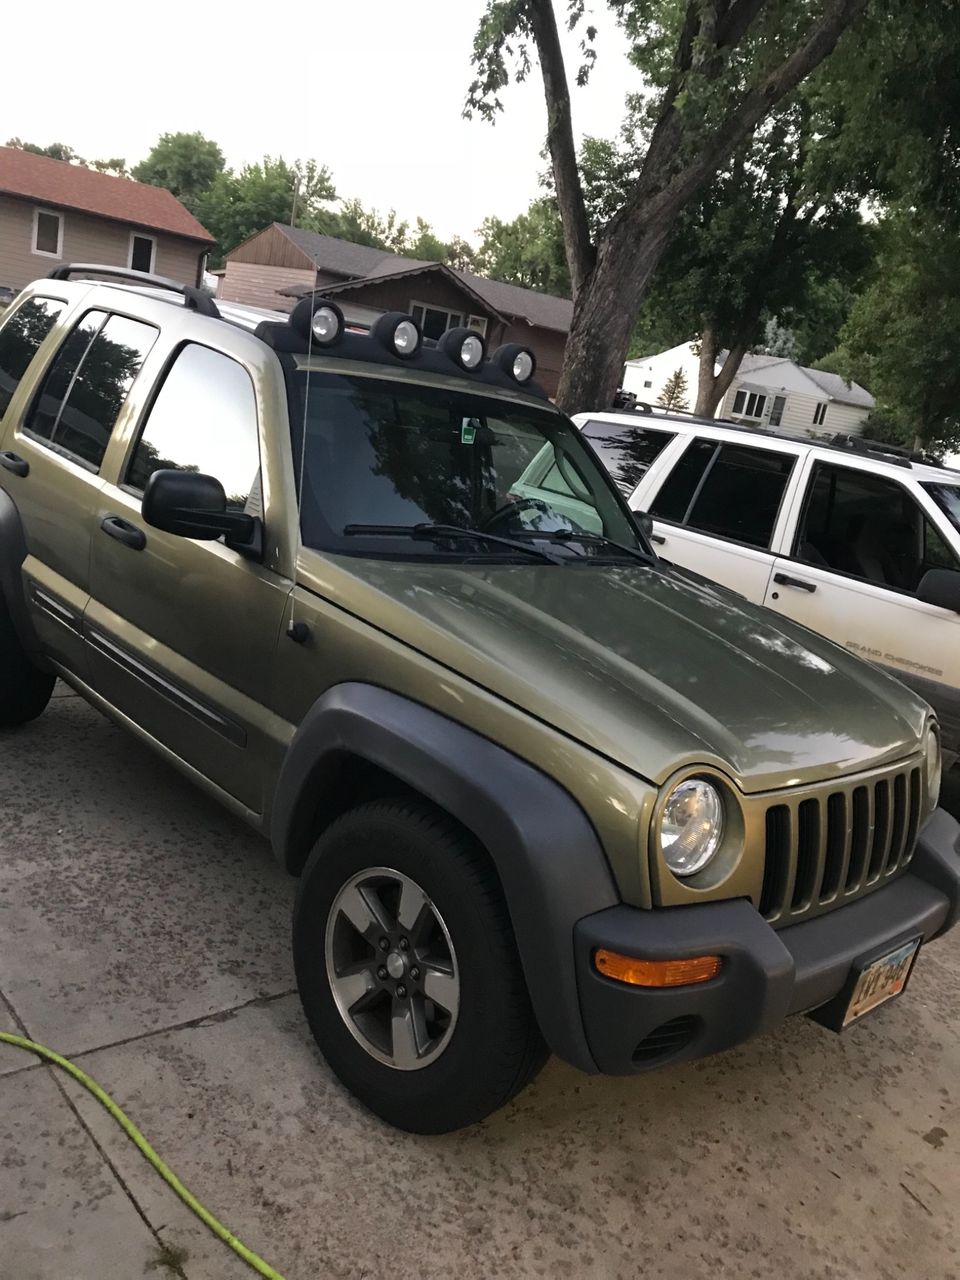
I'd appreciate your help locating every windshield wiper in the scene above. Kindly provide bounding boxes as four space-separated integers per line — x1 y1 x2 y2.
538 530 656 565
342 523 564 563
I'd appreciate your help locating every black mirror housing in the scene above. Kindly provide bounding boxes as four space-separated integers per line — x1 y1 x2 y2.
142 470 261 557
918 568 960 613
635 511 654 538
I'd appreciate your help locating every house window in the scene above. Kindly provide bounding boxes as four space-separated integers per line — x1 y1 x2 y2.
466 314 488 337
813 401 827 427
129 233 156 274
732 389 767 420
32 208 63 258
643 380 652 389
769 395 786 427
411 302 464 341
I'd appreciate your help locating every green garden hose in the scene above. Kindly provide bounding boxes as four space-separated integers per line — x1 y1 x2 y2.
0 1031 287 1280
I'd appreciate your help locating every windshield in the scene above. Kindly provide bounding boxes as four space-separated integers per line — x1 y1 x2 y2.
286 368 647 562
922 481 960 536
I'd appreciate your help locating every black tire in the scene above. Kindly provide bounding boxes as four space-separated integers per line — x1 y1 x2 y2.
293 799 547 1133
0 595 54 729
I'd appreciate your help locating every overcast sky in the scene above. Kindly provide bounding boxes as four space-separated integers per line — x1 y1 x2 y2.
4 1 636 242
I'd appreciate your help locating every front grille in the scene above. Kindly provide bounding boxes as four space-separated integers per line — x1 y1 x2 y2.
760 761 923 925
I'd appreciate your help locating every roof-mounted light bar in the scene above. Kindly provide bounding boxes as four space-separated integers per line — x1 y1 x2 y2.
270 301 546 398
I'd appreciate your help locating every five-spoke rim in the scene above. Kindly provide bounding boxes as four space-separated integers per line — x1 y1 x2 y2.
324 867 460 1071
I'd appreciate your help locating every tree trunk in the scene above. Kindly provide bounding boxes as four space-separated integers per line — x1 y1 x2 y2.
527 0 594 297
555 218 674 415
694 322 750 417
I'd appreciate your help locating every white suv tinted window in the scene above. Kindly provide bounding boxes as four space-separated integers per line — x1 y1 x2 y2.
580 419 675 495
796 463 959 592
127 344 261 512
651 438 794 549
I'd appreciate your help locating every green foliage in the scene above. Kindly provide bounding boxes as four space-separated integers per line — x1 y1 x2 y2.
6 138 82 163
826 214 960 453
657 367 689 411
474 197 570 295
132 132 225 214
198 157 337 262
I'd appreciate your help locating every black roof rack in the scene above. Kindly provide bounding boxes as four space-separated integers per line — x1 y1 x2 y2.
46 263 220 319
605 400 954 470
826 433 948 469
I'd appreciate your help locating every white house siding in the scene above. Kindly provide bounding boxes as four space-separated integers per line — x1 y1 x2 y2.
218 260 315 312
622 342 701 408
718 365 869 436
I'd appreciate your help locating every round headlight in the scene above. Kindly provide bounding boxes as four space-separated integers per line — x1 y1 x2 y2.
311 305 342 345
925 725 942 809
660 779 724 877
512 350 535 383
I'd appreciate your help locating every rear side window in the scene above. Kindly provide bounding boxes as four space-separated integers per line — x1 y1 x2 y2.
0 296 65 420
685 445 795 549
580 419 675 496
649 437 716 522
797 463 959 592
127 344 261 512
24 311 157 470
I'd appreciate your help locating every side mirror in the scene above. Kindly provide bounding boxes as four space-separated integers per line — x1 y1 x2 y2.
918 568 960 613
142 470 262 557
635 511 654 538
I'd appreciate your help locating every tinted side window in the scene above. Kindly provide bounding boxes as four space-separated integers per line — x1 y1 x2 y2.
686 444 794 549
0 296 65 420
24 311 157 469
797 463 957 593
649 437 716 522
581 420 675 495
127 344 261 512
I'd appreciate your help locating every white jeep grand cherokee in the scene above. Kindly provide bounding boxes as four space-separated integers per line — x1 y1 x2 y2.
516 409 960 758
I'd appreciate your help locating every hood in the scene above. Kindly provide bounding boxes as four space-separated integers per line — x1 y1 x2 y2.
301 554 930 793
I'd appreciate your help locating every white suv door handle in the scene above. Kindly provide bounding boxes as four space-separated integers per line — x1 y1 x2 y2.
773 571 816 594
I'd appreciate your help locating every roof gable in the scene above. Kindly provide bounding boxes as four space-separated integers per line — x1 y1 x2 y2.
262 224 573 332
0 146 214 244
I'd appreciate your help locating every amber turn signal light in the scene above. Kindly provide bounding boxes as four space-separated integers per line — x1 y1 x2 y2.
593 949 722 987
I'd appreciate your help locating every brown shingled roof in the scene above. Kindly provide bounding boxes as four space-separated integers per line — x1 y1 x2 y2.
0 146 214 244
270 225 573 333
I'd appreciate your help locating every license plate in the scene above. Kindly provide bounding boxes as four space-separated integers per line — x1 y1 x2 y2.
843 938 921 1027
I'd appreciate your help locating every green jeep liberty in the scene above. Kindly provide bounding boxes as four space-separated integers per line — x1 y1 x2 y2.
1 266 958 1133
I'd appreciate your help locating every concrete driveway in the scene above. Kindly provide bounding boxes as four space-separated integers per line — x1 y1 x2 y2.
2 689 959 1280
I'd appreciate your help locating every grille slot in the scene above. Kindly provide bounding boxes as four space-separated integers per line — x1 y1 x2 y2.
632 1016 700 1064
761 761 920 925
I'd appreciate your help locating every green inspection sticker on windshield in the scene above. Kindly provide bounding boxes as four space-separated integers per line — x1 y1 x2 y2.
461 420 478 445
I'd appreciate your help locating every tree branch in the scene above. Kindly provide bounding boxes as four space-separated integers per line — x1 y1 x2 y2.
527 0 595 296
653 0 869 219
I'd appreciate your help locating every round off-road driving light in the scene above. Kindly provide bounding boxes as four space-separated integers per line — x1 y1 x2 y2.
289 295 344 345
439 327 486 370
371 312 423 360
512 350 535 382
311 305 342 345
660 778 724 878
491 342 537 385
925 725 942 809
